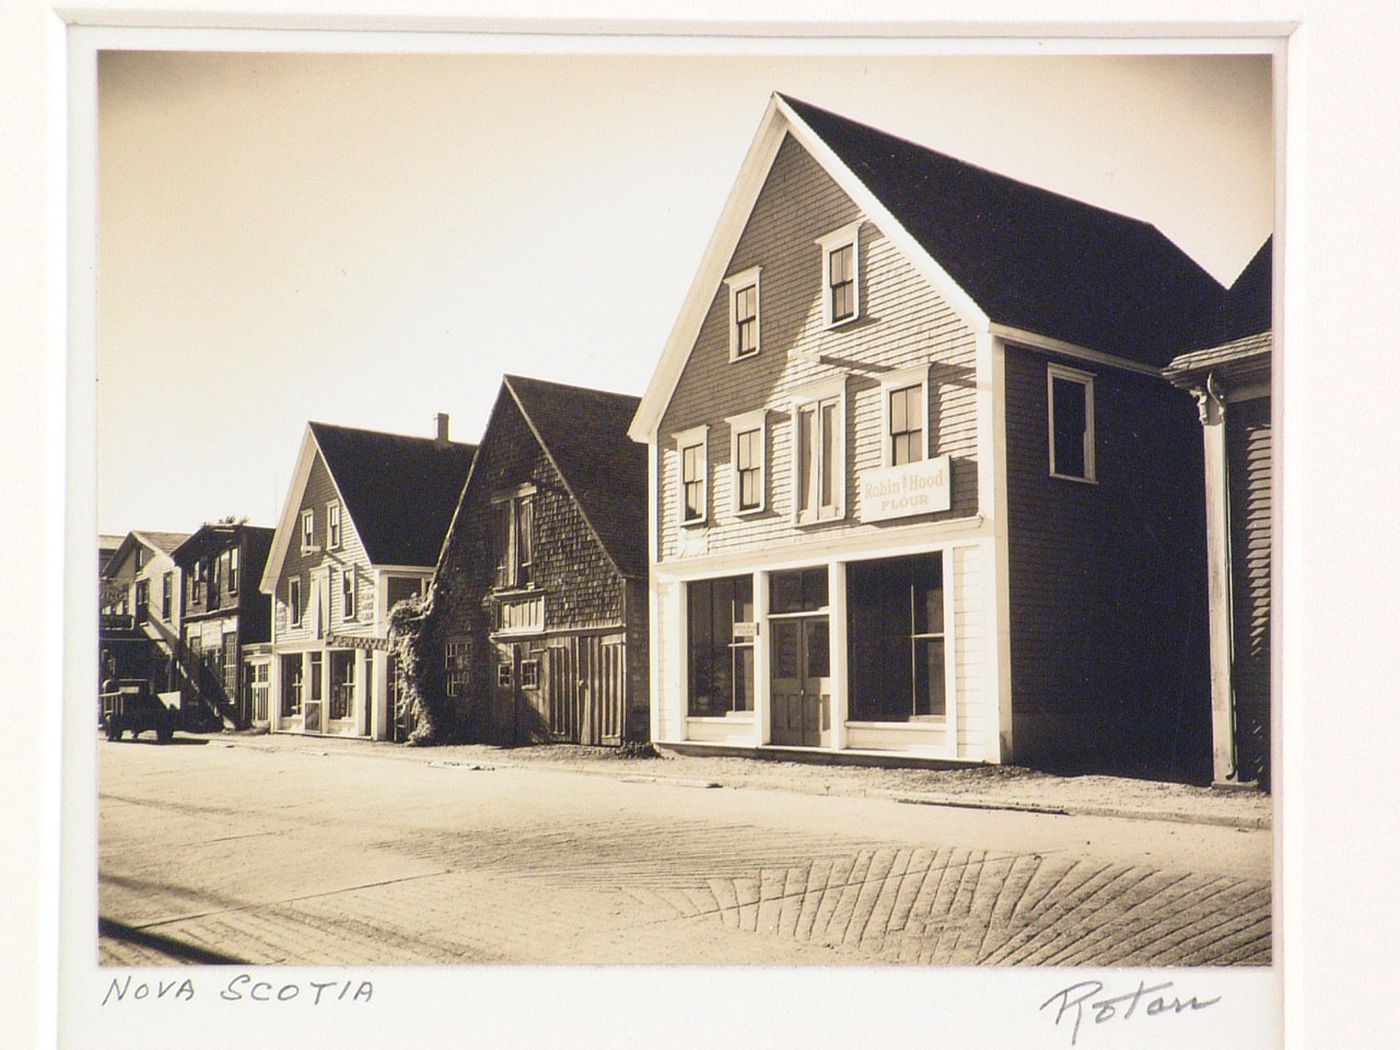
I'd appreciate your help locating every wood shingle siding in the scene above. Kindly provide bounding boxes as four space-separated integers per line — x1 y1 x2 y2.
657 136 978 562
1003 344 1212 777
1227 395 1271 787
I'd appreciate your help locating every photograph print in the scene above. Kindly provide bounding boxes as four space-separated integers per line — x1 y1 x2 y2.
94 47 1275 974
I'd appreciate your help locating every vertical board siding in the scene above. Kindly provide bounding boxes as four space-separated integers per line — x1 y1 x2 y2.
953 544 987 756
1227 395 1272 787
272 452 378 642
431 393 646 744
657 135 979 564
1003 345 1211 778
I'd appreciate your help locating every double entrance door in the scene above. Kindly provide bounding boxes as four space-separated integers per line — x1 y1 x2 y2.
769 615 832 747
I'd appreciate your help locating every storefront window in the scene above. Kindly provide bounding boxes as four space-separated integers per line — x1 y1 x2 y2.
329 650 354 720
687 575 755 717
769 567 828 613
847 554 946 721
281 655 303 716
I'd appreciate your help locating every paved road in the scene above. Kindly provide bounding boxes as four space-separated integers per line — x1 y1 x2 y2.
98 737 1272 967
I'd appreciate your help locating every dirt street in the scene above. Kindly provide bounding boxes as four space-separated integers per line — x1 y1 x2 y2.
98 737 1271 967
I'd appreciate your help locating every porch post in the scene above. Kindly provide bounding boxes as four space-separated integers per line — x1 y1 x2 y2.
1193 375 1237 785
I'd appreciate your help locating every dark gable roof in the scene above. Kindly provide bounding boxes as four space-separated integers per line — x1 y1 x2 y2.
135 530 193 556
504 376 647 579
781 95 1228 367
1219 236 1272 343
172 523 275 567
310 422 477 567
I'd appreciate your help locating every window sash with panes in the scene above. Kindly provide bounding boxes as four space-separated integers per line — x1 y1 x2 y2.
300 510 315 551
847 554 947 722
735 428 762 512
686 575 755 717
444 639 470 697
520 659 540 689
226 547 239 595
734 284 758 357
828 243 855 323
288 577 303 626
492 494 535 590
210 555 222 607
329 651 354 720
795 397 841 523
161 573 172 620
327 503 341 550
681 443 706 523
341 567 356 621
1048 366 1095 481
889 385 925 465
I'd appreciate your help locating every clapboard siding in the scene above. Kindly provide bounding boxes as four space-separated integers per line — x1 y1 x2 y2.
657 134 979 564
272 452 378 643
1003 344 1211 777
1227 395 1272 787
953 543 989 757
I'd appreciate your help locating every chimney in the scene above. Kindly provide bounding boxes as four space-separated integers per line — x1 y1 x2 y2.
434 412 450 446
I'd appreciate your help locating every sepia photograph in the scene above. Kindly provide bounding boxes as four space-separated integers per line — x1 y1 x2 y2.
66 26 1287 1049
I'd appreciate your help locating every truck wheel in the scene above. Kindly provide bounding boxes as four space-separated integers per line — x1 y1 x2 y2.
104 717 121 742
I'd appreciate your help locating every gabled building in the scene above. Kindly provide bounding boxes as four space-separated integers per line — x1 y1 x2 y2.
99 530 191 691
171 522 275 730
1165 239 1273 789
429 376 649 746
629 94 1231 779
259 416 476 740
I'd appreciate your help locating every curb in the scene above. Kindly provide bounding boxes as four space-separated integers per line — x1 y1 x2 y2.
204 734 1270 831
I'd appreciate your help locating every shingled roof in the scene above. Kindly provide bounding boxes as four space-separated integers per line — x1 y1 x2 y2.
780 95 1227 367
309 422 477 567
503 376 648 579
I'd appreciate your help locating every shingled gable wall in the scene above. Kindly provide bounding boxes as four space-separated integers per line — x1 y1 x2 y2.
656 133 980 557
1002 344 1212 778
430 391 642 737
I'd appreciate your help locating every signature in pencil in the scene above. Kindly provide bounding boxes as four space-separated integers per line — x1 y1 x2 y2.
1040 979 1221 1045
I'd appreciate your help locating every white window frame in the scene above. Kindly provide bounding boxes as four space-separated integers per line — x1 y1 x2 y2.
288 577 303 627
326 502 341 550
723 265 762 361
300 509 316 553
1046 363 1097 483
227 546 239 596
790 377 847 525
674 424 709 527
816 220 863 329
725 409 768 517
879 363 932 467
341 565 357 621
444 638 470 697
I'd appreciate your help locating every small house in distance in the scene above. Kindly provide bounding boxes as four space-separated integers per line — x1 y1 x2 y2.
428 375 649 746
629 94 1228 779
170 521 275 730
259 416 476 740
99 530 191 692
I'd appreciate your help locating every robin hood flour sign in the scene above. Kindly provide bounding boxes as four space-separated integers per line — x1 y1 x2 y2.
858 455 951 522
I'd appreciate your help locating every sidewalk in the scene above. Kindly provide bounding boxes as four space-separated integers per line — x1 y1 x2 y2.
199 730 1273 831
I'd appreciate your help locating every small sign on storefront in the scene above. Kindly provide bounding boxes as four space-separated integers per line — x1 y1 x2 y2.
733 621 758 640
858 455 952 522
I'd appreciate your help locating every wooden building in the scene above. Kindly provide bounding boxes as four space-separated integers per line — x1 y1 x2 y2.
170 522 274 729
99 530 191 693
1165 240 1273 788
429 376 649 746
629 95 1233 779
259 417 476 740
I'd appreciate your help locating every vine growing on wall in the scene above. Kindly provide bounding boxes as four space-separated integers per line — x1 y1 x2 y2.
387 591 453 745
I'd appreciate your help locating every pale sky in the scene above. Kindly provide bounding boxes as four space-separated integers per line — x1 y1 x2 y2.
97 49 1273 536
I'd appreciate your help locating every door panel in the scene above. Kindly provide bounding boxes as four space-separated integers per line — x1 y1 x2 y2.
770 617 831 747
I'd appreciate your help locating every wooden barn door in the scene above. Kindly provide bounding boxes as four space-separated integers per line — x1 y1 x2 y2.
541 634 628 745
545 642 576 742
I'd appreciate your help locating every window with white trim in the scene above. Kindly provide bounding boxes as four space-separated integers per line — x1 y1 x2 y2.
724 266 761 360
881 365 931 466
726 410 767 516
288 577 303 626
816 220 863 328
326 502 341 550
444 637 470 697
1047 363 1096 482
341 565 357 621
300 509 315 552
491 489 536 590
227 546 239 595
674 425 709 526
520 659 540 689
792 379 846 524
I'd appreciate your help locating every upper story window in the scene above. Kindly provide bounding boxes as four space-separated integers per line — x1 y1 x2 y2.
1047 363 1096 483
816 220 863 328
791 378 846 524
674 425 709 527
288 577 303 626
134 547 145 572
226 547 239 596
881 364 931 466
723 266 762 361
725 410 767 516
341 565 357 621
326 503 342 550
210 554 222 605
161 573 172 621
300 509 316 553
492 488 536 590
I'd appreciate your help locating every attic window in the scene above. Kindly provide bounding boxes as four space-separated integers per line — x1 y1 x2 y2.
326 502 341 550
1047 363 1096 483
724 266 761 361
816 220 863 328
300 509 316 552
